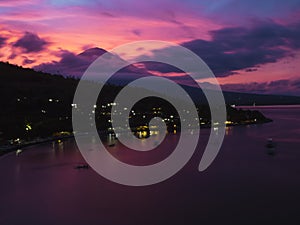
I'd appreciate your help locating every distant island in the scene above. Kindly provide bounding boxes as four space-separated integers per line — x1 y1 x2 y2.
2 61 299 155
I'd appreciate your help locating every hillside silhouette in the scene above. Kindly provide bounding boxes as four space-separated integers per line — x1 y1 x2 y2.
1 61 298 143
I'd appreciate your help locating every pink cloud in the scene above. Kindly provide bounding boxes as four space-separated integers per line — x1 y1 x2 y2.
0 0 300 96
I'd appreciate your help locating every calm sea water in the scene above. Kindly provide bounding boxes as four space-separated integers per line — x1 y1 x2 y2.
0 106 300 225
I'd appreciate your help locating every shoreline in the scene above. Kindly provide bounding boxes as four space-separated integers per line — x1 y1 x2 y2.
0 135 74 157
236 104 300 109
0 118 272 158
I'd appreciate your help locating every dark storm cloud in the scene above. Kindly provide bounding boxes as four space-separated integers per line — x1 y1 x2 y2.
0 36 7 48
22 57 36 65
13 32 48 53
143 62 183 73
183 21 300 77
291 79 300 88
245 68 258 72
221 78 300 96
268 79 290 87
144 21 300 77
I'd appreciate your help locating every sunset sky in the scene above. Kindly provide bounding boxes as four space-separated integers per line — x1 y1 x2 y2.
1 0 300 95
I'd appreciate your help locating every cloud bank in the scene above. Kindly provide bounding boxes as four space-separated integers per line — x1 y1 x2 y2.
13 32 49 53
143 20 300 78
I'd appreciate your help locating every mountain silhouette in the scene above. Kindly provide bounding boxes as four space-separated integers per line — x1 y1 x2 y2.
34 47 150 79
2 61 300 106
78 47 108 58
1 61 299 142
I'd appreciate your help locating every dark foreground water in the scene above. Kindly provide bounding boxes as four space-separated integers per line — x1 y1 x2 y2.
1 106 300 225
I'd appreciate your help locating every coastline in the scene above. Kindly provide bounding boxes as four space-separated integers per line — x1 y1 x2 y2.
236 104 300 109
0 117 272 158
0 135 74 157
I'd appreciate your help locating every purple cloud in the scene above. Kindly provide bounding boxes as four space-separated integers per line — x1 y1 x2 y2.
222 78 300 96
0 36 7 48
22 57 36 65
132 29 142 36
34 47 149 79
183 21 300 77
13 32 48 53
142 62 183 74
34 48 106 76
141 20 300 77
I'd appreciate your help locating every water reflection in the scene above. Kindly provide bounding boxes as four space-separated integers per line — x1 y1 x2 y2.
0 106 300 225
225 126 233 136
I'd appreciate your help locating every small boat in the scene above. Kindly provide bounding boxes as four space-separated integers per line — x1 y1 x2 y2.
16 149 22 156
75 164 89 169
266 138 276 155
266 138 275 148
107 133 116 147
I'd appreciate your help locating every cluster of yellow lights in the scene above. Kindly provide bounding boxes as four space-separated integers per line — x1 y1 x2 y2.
213 121 233 126
25 124 32 131
138 131 148 138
